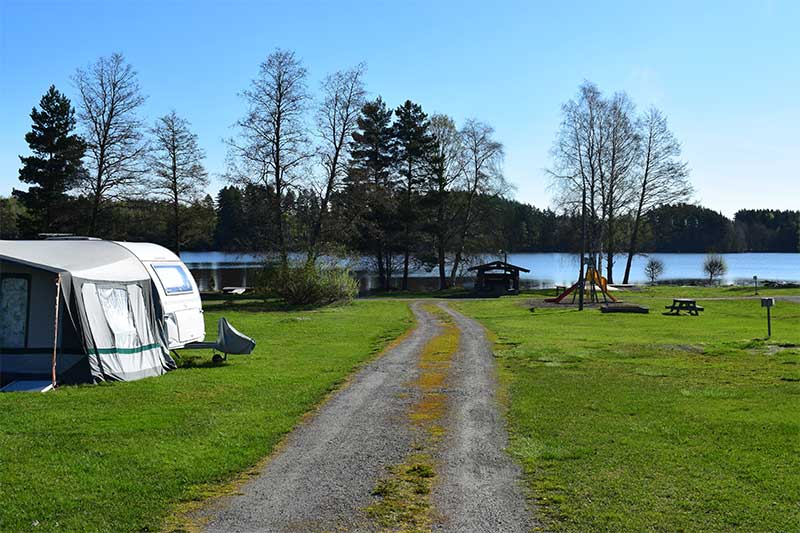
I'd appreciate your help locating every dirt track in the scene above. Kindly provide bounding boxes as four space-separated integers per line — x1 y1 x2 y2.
201 302 534 532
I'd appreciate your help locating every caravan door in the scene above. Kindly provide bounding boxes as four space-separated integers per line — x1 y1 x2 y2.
149 263 205 348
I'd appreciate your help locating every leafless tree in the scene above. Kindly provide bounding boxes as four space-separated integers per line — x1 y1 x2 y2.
427 113 465 288
449 119 506 283
148 110 208 253
599 92 639 282
548 82 607 306
621 107 691 283
73 53 147 234
644 257 664 284
306 63 367 265
703 253 727 283
228 49 311 268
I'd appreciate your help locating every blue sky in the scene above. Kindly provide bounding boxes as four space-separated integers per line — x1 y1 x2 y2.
1 0 798 216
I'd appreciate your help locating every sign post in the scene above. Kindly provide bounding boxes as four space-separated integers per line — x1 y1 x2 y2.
761 297 774 337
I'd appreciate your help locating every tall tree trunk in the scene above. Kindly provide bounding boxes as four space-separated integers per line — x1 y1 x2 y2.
622 183 648 284
172 155 181 254
401 162 412 291
402 250 409 290
437 243 447 290
449 249 462 286
376 243 386 291
578 182 587 310
622 213 642 284
307 148 341 267
605 210 615 283
89 193 101 236
436 186 448 290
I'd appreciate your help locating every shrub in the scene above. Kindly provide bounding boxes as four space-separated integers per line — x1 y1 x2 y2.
644 257 664 285
703 253 727 283
272 265 359 306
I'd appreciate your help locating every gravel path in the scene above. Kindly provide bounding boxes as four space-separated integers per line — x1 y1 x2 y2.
432 304 535 532
201 301 534 532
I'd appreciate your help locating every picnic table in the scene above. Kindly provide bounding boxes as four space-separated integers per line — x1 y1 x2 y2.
664 298 704 316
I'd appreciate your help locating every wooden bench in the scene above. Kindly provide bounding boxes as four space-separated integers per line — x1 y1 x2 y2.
664 298 704 316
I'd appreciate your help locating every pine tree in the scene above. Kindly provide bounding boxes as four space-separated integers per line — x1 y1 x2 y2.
393 100 436 289
348 97 400 290
214 186 246 251
14 85 86 235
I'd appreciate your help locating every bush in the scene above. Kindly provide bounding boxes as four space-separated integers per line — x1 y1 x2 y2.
703 253 728 283
644 257 665 284
272 265 359 306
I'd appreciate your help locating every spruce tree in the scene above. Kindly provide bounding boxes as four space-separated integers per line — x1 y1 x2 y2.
348 97 399 290
14 85 86 235
393 100 436 289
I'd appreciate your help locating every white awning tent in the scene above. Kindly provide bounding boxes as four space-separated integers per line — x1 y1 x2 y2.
0 240 187 387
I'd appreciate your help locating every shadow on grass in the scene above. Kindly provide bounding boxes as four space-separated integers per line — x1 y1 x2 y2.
201 298 352 314
172 353 231 369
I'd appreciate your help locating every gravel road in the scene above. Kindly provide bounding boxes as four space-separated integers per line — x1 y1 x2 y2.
432 304 535 532
201 302 534 532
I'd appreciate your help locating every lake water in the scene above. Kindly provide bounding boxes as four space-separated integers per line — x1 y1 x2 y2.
181 251 800 292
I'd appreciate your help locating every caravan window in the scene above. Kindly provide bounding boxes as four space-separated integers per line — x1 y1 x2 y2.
152 264 194 295
0 275 30 348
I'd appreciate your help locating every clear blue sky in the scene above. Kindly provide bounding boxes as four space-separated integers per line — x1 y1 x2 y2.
1 0 798 217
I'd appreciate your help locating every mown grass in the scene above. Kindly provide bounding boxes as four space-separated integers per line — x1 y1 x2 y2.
454 287 800 531
0 300 412 532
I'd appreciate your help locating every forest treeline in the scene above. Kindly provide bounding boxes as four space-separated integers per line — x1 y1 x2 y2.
3 50 798 291
3 191 797 256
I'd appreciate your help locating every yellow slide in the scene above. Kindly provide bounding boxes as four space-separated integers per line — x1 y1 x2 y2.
585 268 617 302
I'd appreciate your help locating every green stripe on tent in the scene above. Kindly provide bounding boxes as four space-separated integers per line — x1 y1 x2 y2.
88 343 162 355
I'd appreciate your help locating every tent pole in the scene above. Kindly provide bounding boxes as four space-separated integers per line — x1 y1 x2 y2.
51 274 61 389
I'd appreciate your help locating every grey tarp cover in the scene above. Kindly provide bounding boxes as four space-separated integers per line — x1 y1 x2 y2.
217 317 256 355
185 318 256 355
0 240 175 383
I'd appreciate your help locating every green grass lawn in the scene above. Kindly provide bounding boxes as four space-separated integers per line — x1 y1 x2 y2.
0 299 412 532
454 287 800 531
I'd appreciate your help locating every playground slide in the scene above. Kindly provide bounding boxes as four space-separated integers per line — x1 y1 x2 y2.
544 270 618 304
544 281 579 303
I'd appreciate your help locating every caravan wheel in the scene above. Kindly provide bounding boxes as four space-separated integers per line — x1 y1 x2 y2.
212 353 224 364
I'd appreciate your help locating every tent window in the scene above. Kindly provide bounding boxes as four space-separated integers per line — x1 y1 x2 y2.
0 275 30 348
97 287 140 348
152 264 193 295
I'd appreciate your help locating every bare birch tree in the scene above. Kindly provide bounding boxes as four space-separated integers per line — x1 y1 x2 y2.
599 92 639 282
306 63 367 265
149 111 208 253
621 107 691 283
73 53 147 234
427 114 465 288
548 82 607 306
450 119 505 283
228 49 311 268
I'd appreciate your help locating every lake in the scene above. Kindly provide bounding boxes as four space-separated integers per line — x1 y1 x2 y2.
181 251 800 292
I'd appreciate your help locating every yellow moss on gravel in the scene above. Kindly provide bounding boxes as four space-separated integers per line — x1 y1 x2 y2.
365 304 461 532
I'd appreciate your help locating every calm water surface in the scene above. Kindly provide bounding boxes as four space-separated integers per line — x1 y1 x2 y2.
181 251 800 291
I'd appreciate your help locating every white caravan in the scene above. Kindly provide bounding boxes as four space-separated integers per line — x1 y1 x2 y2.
114 242 205 349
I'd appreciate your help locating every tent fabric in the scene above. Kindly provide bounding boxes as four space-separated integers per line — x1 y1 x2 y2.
76 279 175 382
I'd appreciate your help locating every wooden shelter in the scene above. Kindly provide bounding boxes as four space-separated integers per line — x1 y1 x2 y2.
468 261 530 295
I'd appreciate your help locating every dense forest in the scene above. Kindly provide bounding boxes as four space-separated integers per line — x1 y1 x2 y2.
2 51 799 291
2 191 797 256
